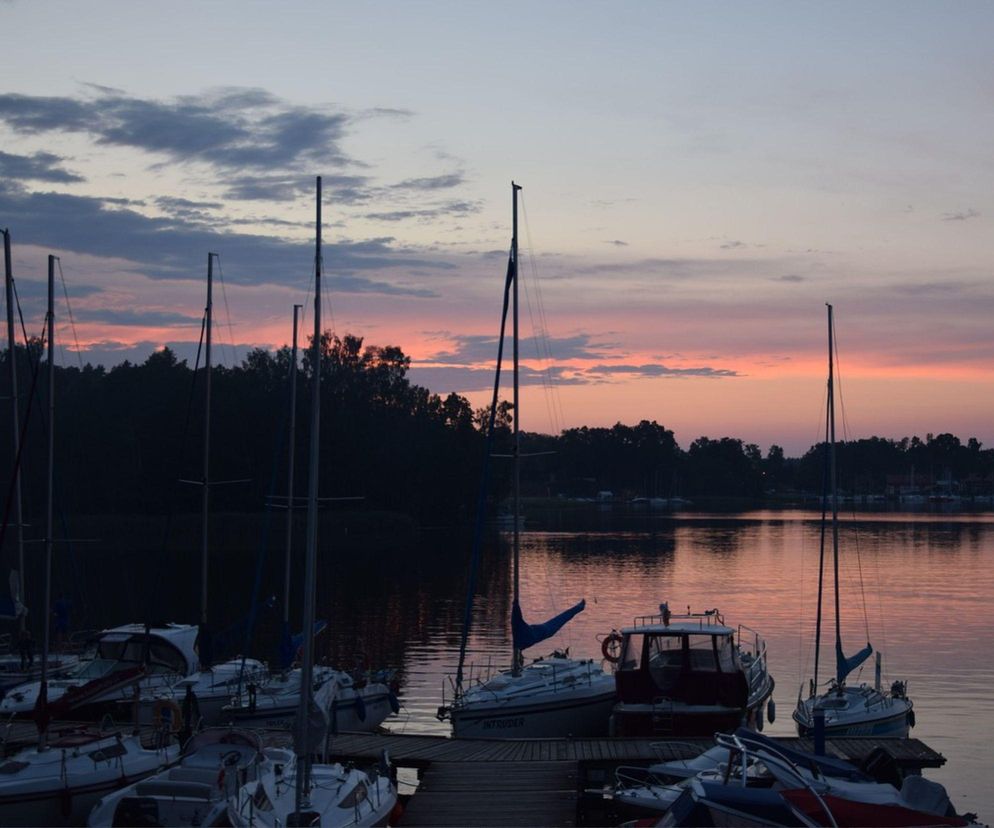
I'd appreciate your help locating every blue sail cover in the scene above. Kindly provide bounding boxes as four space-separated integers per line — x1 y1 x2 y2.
512 599 586 651
836 639 872 685
280 619 328 669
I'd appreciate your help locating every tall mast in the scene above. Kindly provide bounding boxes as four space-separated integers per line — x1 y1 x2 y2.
200 253 215 628
510 181 522 677
827 303 842 675
295 176 322 812
283 304 302 627
3 231 25 625
39 254 56 750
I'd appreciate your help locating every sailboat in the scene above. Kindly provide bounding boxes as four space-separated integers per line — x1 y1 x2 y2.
226 177 396 826
0 255 178 827
220 304 395 735
793 304 914 739
437 182 616 739
0 229 80 689
125 253 266 727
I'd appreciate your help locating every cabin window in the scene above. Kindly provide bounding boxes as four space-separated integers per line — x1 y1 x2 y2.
715 635 736 672
620 634 644 670
338 781 368 809
686 635 719 672
647 634 684 692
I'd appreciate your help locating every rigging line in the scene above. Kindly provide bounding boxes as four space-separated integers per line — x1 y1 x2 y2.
56 258 84 370
519 195 566 434
215 256 238 368
830 312 872 642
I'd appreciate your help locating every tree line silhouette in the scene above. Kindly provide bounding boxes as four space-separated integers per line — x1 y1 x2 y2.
2 335 992 540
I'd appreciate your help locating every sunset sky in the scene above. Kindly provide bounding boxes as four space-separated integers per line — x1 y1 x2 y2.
1 1 991 455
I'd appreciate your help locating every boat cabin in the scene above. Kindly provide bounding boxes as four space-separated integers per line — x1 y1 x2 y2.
615 613 749 709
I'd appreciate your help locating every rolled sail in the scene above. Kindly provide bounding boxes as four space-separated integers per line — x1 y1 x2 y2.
836 640 873 685
512 599 585 651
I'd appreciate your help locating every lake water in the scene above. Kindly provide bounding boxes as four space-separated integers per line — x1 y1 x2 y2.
352 508 993 818
25 506 993 818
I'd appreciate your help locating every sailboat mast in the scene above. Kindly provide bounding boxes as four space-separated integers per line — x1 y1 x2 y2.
39 254 56 750
200 253 214 628
3 231 25 624
295 176 322 811
511 181 522 676
827 303 842 672
283 304 302 627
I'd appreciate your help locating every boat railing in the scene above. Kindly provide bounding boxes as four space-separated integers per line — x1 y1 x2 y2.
633 607 725 629
737 624 769 686
714 731 839 828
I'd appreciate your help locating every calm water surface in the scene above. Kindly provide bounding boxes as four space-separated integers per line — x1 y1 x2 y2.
378 509 993 817
37 507 993 818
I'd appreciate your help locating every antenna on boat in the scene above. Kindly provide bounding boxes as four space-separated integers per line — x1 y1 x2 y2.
295 176 323 815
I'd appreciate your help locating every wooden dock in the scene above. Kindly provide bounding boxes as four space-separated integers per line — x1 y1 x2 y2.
325 731 947 827
327 730 946 772
401 761 579 827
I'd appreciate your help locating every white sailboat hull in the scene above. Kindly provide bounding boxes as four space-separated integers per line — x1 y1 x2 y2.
0 732 178 827
449 658 617 739
451 685 616 738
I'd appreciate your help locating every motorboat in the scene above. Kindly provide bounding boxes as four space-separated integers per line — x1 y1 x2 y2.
0 623 200 717
657 729 970 827
0 728 177 826
437 182 616 739
87 728 266 827
609 603 775 737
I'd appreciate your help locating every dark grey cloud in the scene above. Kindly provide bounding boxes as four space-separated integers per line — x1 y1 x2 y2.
720 240 746 250
941 208 980 222
586 363 740 379
605 239 628 246
221 173 373 203
390 173 464 191
0 151 84 183
363 200 481 223
408 363 585 393
76 308 202 327
427 332 612 364
0 88 353 172
773 274 804 283
0 185 453 292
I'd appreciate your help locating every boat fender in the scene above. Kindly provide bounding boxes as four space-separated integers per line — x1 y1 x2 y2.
756 709 764 731
388 690 400 714
601 632 623 664
767 699 776 723
152 699 183 733
907 708 916 728
355 692 367 722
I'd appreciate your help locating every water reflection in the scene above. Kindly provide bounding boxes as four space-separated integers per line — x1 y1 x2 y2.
3 508 989 814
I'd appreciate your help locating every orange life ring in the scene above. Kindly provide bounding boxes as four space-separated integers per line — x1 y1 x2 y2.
152 699 183 732
601 632 623 663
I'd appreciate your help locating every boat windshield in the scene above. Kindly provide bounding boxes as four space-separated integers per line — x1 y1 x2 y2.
96 637 187 675
74 658 117 680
